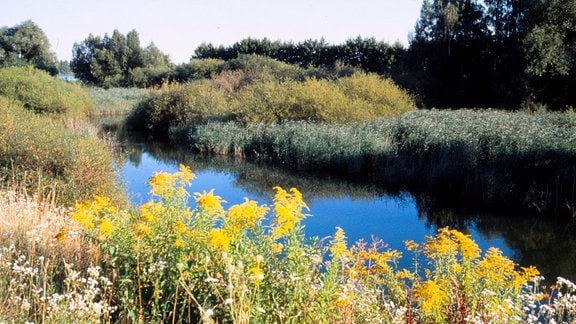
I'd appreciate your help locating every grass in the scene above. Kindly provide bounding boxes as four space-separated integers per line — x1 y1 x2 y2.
184 109 576 215
87 87 150 116
0 96 123 206
2 167 575 323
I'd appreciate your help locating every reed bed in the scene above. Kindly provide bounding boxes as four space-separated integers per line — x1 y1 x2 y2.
185 109 576 215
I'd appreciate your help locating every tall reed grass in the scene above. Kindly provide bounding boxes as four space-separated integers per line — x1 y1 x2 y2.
185 109 576 215
0 96 123 206
87 87 150 116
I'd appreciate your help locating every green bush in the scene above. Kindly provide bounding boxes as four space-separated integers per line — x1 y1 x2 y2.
0 66 92 116
127 81 230 135
0 96 122 206
233 73 415 123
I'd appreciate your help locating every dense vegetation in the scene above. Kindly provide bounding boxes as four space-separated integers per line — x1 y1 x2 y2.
183 110 576 216
0 20 58 75
71 29 172 88
57 0 576 109
0 66 92 116
126 57 415 135
0 67 122 206
3 167 574 323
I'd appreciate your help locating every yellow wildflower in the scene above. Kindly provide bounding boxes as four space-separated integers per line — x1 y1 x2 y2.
195 189 225 215
450 229 481 261
148 172 176 196
207 228 231 252
225 198 268 237
249 255 265 282
139 201 160 223
133 223 152 238
330 227 348 260
176 164 195 184
404 240 420 252
71 203 95 230
98 217 115 240
414 280 449 319
270 186 309 239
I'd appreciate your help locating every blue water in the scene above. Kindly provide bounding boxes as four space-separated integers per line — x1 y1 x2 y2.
121 151 514 268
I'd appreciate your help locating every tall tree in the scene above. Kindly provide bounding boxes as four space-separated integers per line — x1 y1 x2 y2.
71 29 171 87
0 20 58 74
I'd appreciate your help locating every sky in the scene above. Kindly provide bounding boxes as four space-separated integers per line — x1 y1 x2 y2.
1 0 423 64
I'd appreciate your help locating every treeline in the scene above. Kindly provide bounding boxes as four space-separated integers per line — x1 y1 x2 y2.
192 1 576 110
3 0 576 109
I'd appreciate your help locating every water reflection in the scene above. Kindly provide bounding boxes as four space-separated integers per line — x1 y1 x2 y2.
113 129 576 283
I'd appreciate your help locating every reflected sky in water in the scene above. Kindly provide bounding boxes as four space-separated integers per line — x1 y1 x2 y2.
121 151 515 271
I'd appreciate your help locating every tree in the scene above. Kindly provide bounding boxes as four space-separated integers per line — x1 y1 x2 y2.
522 0 576 108
0 20 58 74
71 29 172 87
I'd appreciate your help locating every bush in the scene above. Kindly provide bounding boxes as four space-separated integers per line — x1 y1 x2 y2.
127 81 230 135
0 96 122 206
0 66 92 116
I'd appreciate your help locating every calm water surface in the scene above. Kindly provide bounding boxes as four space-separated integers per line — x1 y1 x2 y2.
120 144 523 273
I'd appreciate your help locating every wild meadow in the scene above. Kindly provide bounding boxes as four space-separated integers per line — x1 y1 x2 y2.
2 166 575 323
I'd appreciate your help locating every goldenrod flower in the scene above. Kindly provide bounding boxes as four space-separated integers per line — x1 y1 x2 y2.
98 217 115 240
450 229 481 261
330 227 348 260
270 186 309 239
195 189 225 215
207 228 230 252
414 280 449 319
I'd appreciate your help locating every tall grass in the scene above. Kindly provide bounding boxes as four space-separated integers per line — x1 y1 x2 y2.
0 96 123 206
87 87 150 116
185 109 576 215
0 66 92 116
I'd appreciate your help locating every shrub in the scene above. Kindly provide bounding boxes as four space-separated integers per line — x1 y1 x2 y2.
0 66 92 116
337 72 416 117
127 81 230 135
0 96 122 206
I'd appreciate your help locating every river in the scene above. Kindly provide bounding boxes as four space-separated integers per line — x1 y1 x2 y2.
116 133 576 283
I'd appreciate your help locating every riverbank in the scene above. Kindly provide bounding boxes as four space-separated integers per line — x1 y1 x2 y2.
176 109 576 216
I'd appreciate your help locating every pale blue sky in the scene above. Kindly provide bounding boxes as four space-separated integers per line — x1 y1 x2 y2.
2 0 423 63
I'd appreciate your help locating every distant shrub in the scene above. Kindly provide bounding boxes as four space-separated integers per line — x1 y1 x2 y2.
0 66 92 116
175 58 226 81
233 73 415 123
0 96 122 205
127 81 229 135
224 54 308 82
337 72 415 117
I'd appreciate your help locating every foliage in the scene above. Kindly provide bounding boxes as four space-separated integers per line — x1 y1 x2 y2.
27 166 571 322
71 29 172 87
127 71 415 136
87 87 149 115
0 20 58 74
0 66 92 116
0 96 122 206
194 36 404 75
186 109 576 215
127 80 230 135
